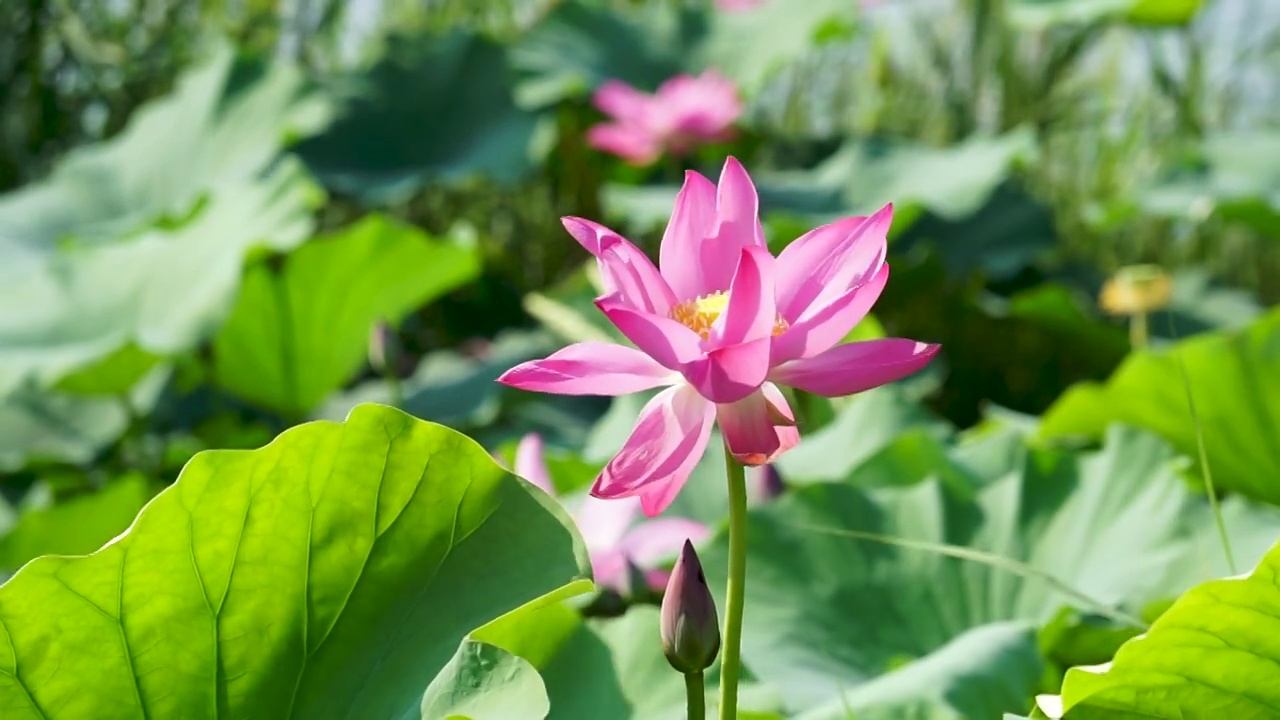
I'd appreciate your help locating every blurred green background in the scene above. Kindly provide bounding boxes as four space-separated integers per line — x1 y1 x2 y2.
2 0 1277 594
1 0 1278 716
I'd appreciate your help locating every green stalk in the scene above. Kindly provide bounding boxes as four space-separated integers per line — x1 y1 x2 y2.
1129 311 1149 350
719 446 749 720
685 671 706 720
1167 313 1235 574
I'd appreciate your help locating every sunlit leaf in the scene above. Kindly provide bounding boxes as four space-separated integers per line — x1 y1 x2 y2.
0 404 590 719
213 215 480 417
1041 309 1280 506
1060 537 1280 718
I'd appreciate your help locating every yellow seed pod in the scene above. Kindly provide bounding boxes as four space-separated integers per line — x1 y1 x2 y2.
1099 264 1173 316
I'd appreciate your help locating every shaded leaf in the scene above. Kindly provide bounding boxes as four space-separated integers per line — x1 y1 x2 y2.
510 1 703 108
297 31 537 205
318 330 557 430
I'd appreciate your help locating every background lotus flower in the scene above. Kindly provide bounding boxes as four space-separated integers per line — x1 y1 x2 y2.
586 71 743 165
513 433 708 591
499 157 938 516
716 0 765 11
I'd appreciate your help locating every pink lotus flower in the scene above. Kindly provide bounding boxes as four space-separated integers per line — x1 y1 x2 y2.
586 71 743 166
716 0 765 10
499 157 938 516
514 433 709 592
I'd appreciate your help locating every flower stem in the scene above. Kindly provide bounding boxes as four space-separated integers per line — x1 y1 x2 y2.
1129 311 1149 350
719 445 749 720
685 671 706 720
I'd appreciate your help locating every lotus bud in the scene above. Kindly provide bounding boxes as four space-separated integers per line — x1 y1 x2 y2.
661 540 720 674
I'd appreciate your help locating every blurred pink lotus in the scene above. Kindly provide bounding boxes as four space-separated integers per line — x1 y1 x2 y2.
499 157 938 516
513 433 709 592
716 0 765 10
586 71 743 165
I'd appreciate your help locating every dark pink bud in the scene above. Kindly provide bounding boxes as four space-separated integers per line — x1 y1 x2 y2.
660 540 720 674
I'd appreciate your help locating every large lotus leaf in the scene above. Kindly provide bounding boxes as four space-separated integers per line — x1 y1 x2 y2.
1041 308 1280 506
701 0 858 93
0 475 153 575
297 31 538 205
0 404 591 720
698 426 1280 715
510 1 704 108
0 41 327 251
420 639 549 720
0 156 317 395
1140 131 1280 236
1059 536 1280 718
213 215 480 418
0 40 326 392
894 183 1058 281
